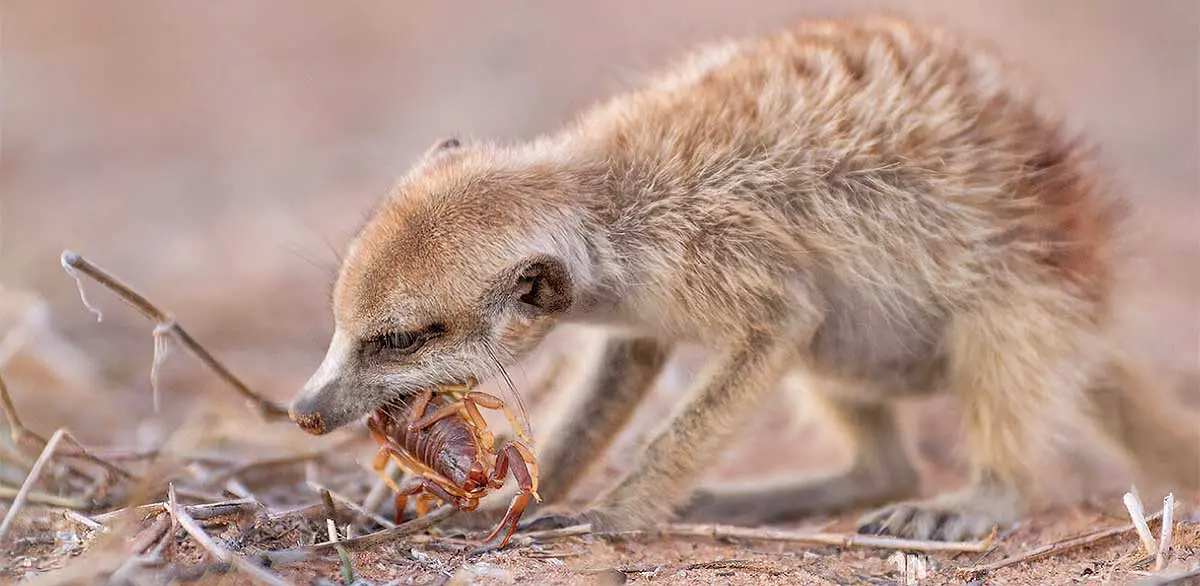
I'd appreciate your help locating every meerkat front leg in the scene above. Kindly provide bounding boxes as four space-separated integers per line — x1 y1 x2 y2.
530 334 672 505
523 317 814 532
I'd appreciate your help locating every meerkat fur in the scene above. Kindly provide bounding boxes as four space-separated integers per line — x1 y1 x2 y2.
289 15 1200 540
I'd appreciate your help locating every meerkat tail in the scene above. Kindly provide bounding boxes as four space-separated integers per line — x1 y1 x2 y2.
1087 351 1200 491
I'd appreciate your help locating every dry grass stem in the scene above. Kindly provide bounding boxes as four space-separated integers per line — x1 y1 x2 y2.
167 483 294 586
0 373 29 444
0 484 90 509
1154 493 1175 572
267 504 458 561
2 373 134 485
93 497 259 524
1124 490 1159 556
58 429 135 482
0 427 66 542
307 481 396 529
60 250 290 421
959 507 1171 578
361 459 399 518
615 523 996 553
62 510 107 532
128 513 172 555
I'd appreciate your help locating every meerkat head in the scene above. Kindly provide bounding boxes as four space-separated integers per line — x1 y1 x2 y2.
289 137 592 434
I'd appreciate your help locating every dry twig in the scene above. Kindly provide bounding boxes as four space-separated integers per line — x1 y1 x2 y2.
266 504 458 561
0 372 29 445
1 373 133 483
958 507 1172 578
93 497 259 524
307 480 396 529
0 484 90 509
166 483 293 586
1125 490 1159 556
609 523 996 553
60 250 290 421
0 427 66 542
63 510 107 532
1154 493 1175 572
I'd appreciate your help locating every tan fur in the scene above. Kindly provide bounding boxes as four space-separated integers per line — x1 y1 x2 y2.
290 15 1200 539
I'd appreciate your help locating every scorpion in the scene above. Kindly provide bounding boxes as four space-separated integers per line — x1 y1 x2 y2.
366 379 541 551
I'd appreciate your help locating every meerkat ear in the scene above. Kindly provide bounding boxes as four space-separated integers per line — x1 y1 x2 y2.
415 136 464 167
433 137 461 151
509 255 573 316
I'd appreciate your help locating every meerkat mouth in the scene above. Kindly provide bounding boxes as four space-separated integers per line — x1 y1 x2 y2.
371 376 480 423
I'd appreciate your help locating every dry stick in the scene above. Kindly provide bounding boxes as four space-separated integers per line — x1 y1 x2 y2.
93 497 259 524
63 510 107 532
60 250 290 421
307 481 396 529
0 428 66 542
1 373 133 483
58 430 135 482
166 484 294 586
1125 490 1159 556
327 517 356 585
109 513 173 584
0 484 90 509
619 523 996 554
0 372 29 445
128 514 172 555
361 459 400 522
959 507 1170 577
1154 493 1175 573
266 505 459 562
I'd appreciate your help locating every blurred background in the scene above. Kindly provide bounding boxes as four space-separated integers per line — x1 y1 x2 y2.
2 1 1197 489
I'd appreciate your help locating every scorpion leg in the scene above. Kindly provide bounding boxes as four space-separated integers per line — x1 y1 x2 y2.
371 446 404 493
464 391 533 445
382 442 462 496
395 478 477 523
415 492 443 518
417 478 478 512
403 388 437 434
474 442 540 552
392 478 425 524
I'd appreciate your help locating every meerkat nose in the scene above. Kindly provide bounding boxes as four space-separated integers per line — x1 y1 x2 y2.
288 392 330 435
289 405 327 435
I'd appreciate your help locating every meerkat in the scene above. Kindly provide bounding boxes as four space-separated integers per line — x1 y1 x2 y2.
288 15 1200 541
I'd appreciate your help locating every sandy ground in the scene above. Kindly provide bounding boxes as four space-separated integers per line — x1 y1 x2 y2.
2 1 1199 584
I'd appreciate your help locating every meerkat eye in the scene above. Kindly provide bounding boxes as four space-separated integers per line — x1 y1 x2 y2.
370 323 446 356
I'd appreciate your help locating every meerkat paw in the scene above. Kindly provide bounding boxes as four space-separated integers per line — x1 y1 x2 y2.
518 505 639 533
680 466 920 525
856 484 1018 541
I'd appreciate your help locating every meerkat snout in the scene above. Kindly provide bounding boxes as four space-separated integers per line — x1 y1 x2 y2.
290 329 359 434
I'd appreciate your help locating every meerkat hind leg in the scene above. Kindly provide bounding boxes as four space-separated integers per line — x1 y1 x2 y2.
859 299 1091 541
681 398 920 525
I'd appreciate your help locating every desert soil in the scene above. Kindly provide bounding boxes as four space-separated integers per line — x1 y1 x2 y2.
2 1 1198 585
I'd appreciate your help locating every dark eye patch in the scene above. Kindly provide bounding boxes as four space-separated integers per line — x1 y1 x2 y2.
368 323 446 357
